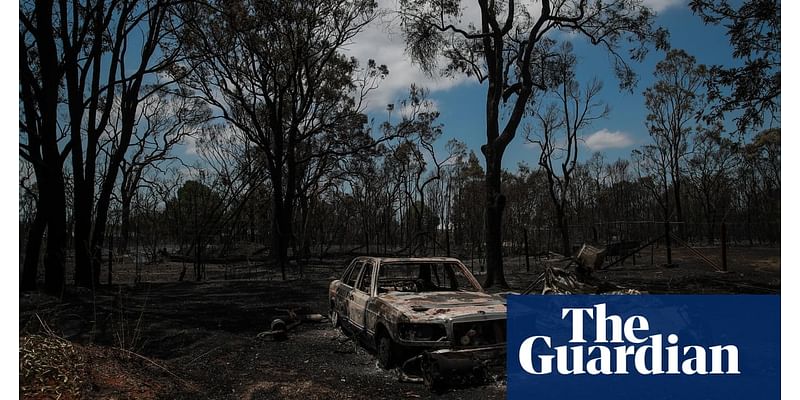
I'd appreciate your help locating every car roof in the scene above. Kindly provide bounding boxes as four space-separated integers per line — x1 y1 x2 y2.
353 256 463 264
348 256 484 291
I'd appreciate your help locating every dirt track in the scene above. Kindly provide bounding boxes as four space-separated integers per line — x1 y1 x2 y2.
19 247 779 399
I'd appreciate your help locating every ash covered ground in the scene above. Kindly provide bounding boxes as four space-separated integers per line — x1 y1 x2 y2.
20 247 779 399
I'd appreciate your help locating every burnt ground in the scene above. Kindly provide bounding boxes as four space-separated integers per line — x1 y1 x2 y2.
19 246 779 399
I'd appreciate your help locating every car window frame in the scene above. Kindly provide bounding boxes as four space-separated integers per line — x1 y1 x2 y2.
376 261 483 293
355 260 374 295
343 259 363 288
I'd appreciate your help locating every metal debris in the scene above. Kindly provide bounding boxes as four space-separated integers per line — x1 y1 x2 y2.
256 308 327 341
575 244 606 273
522 266 642 295
420 348 490 393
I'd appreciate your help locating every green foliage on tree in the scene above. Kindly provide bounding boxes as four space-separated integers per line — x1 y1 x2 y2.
690 0 780 131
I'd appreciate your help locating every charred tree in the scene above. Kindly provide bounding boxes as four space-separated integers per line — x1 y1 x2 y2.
644 49 706 240
20 0 70 295
178 0 394 278
529 44 608 256
398 0 666 287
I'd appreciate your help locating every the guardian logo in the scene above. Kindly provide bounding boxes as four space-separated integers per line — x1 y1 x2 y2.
518 303 740 376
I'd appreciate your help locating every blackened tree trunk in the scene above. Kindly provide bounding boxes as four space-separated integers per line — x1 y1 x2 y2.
557 206 571 256
66 0 124 289
72 187 94 287
271 197 292 281
19 32 52 292
62 0 171 289
644 50 706 242
706 214 716 245
42 167 67 295
673 173 685 239
25 0 67 295
270 150 294 280
663 179 672 265
118 162 137 255
397 1 664 288
21 210 46 291
90 85 144 284
92 3 169 287
664 219 672 265
119 195 132 254
482 143 510 288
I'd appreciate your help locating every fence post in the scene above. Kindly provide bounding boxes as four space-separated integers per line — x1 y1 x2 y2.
664 220 672 265
108 233 113 286
523 228 531 273
445 228 451 257
721 222 728 272
470 244 474 274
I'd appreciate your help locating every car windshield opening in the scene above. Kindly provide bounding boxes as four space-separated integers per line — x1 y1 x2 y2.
376 262 480 294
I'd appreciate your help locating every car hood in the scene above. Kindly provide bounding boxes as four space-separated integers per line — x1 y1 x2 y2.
378 291 506 322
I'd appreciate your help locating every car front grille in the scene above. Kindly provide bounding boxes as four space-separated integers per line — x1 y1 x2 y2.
452 319 506 347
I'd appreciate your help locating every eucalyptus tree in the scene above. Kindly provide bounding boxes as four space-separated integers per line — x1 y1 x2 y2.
644 49 707 238
397 0 667 287
632 142 674 264
382 88 465 253
735 128 780 243
686 125 740 243
20 0 184 290
528 43 608 256
690 0 780 132
117 89 209 254
66 0 183 287
176 0 390 278
20 0 70 293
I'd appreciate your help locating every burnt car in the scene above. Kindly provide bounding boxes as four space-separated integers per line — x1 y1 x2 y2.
328 257 506 387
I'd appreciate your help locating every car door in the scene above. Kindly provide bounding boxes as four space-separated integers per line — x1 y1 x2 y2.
336 259 361 322
347 259 374 332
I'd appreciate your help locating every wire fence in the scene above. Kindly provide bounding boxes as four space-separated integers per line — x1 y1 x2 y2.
497 220 779 258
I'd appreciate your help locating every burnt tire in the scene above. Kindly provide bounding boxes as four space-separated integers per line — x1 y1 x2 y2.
377 334 396 369
329 307 340 328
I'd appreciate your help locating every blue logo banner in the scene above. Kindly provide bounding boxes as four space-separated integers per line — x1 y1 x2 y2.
507 295 779 400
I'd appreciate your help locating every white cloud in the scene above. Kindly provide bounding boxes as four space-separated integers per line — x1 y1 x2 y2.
583 129 635 151
344 0 683 112
343 1 476 112
643 0 685 13
184 135 200 156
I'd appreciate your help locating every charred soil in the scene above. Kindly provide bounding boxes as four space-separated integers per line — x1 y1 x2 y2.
19 247 779 399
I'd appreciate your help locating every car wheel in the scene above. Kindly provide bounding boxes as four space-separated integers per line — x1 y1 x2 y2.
329 307 340 328
377 335 395 369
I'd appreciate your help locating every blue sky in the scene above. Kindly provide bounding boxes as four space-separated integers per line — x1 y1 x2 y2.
355 0 753 172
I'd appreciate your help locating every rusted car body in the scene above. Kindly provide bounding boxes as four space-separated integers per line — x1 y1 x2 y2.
328 256 506 385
